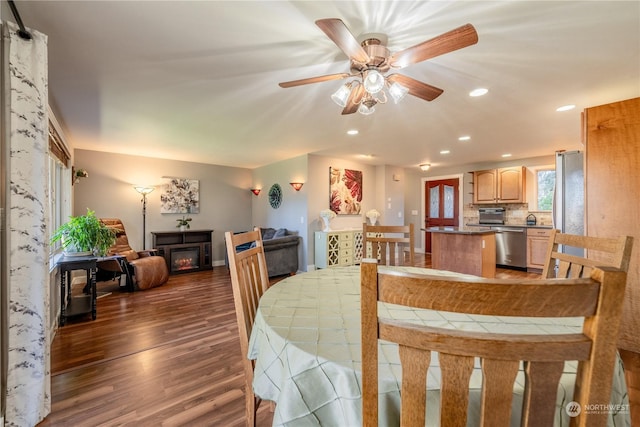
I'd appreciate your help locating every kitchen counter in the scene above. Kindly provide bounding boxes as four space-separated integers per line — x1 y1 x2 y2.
466 223 553 229
426 226 495 234
428 227 496 278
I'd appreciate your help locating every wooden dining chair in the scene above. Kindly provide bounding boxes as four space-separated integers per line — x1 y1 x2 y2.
360 258 628 427
362 223 415 266
224 228 271 427
542 229 633 279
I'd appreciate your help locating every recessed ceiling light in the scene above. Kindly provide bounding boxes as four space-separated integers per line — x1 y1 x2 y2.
440 150 450 155
469 88 488 97
347 129 359 135
458 136 471 141
556 104 576 112
501 153 512 158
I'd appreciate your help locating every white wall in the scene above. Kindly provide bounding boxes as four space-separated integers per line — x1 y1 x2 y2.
73 149 252 265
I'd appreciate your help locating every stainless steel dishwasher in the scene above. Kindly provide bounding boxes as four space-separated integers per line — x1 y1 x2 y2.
491 226 527 269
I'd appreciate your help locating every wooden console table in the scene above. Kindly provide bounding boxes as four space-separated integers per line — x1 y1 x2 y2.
57 255 97 326
152 229 213 274
56 254 126 325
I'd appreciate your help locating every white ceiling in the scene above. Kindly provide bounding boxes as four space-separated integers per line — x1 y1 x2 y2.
10 1 640 170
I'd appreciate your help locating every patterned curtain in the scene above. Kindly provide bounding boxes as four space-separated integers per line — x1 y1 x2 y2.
2 21 51 426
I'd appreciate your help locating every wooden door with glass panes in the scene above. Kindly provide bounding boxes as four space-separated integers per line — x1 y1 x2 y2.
424 179 459 253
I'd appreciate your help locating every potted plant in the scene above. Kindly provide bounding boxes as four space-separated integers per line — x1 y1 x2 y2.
176 216 192 231
51 209 116 256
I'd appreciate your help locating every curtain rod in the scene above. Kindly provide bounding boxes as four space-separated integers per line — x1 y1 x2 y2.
7 0 32 40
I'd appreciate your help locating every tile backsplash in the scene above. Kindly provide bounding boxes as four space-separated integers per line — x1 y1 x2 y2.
463 204 553 226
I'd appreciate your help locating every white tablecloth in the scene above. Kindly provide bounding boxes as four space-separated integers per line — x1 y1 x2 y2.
248 266 630 426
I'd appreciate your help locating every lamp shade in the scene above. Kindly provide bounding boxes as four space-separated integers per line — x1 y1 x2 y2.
331 83 352 107
358 103 375 115
363 70 384 94
134 186 155 195
389 82 409 104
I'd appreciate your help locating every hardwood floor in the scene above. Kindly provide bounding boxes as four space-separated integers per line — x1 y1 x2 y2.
38 255 538 426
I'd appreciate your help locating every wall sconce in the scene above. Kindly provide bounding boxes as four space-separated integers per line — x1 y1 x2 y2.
250 188 261 196
419 163 431 171
72 166 89 185
290 182 304 191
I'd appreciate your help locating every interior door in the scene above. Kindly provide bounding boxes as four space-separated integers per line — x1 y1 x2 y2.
425 178 460 252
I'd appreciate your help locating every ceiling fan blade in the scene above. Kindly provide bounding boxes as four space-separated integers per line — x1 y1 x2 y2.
342 84 365 115
387 74 444 101
316 18 370 64
390 23 478 69
279 73 350 88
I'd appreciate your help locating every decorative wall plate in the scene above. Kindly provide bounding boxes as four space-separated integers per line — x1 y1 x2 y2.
268 183 282 209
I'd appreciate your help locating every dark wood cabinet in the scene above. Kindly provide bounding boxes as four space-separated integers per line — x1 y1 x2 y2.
152 230 213 274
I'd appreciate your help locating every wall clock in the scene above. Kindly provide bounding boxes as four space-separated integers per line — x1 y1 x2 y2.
268 183 282 209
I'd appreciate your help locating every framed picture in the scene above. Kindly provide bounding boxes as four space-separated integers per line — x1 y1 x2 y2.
160 178 200 213
329 167 362 215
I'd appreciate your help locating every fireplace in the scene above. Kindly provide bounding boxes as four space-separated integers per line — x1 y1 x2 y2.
170 247 200 273
152 230 213 274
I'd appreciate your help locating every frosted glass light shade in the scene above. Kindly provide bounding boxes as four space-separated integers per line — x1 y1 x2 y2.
331 84 352 107
389 82 409 104
363 70 384 94
358 103 375 115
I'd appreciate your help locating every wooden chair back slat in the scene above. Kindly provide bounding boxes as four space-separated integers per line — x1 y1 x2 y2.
479 359 519 427
362 223 415 266
542 229 633 279
521 361 565 427
439 352 474 427
360 258 628 427
224 229 270 427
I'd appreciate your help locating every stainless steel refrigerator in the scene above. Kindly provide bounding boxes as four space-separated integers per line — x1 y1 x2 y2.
553 150 584 256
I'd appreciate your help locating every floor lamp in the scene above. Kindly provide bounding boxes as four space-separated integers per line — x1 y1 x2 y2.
134 186 155 249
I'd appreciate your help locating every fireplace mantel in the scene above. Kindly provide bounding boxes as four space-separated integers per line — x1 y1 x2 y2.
152 230 213 274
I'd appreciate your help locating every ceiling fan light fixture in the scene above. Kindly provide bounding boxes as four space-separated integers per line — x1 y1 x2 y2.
331 83 353 107
358 103 375 115
363 70 384 94
388 82 409 104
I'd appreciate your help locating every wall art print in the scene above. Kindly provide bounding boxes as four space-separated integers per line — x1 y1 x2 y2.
160 177 200 213
329 167 362 215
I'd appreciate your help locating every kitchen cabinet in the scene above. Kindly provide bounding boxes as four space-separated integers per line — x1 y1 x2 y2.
315 230 363 268
584 97 640 421
473 166 526 204
526 228 552 271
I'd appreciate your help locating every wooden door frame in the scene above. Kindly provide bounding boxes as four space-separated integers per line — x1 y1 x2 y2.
421 174 464 253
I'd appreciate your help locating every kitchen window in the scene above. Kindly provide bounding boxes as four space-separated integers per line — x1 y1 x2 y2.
535 167 555 211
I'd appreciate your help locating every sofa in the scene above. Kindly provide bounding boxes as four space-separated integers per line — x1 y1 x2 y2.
261 228 301 277
227 228 301 277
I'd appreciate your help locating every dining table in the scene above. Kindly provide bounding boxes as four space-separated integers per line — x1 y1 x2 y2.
248 265 630 427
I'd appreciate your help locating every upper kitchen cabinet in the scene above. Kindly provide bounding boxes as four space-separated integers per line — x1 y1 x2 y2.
473 166 526 204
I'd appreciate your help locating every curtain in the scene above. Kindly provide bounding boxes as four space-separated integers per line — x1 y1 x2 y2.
2 21 51 426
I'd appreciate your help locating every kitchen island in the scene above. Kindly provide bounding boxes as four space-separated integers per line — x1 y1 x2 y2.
427 227 496 278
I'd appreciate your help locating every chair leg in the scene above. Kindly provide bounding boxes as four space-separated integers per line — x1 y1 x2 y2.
246 378 257 427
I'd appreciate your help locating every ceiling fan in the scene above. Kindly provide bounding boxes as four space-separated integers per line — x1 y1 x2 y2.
279 19 478 115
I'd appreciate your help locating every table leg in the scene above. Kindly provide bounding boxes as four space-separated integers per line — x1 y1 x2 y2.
90 267 97 320
59 269 67 326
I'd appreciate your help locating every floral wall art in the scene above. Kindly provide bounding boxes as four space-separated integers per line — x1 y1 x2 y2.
329 167 362 215
160 177 200 213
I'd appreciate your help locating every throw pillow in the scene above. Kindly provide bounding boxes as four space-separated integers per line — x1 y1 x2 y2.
262 228 276 240
273 228 287 238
